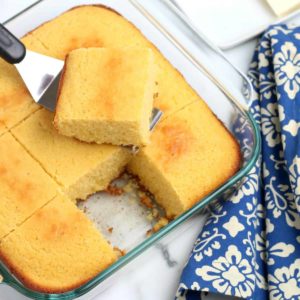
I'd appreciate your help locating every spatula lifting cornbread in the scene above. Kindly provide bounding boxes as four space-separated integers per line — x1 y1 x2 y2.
0 34 50 132
54 47 156 146
0 194 117 293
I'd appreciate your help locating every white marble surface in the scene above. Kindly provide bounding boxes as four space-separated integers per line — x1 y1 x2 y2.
0 1 259 300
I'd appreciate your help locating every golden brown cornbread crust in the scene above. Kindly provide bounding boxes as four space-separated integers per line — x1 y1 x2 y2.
26 5 202 118
127 100 241 218
0 195 117 293
0 253 93 294
0 4 241 294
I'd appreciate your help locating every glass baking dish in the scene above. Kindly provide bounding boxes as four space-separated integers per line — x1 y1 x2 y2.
0 0 260 299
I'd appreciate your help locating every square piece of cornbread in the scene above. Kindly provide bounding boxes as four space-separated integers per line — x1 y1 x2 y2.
11 109 131 201
54 47 156 146
0 132 58 239
128 100 241 218
0 194 117 293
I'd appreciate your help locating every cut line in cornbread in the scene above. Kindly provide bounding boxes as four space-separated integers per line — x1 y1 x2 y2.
11 109 131 201
0 121 7 136
128 100 241 218
0 194 117 293
54 47 156 146
0 34 53 131
0 132 58 239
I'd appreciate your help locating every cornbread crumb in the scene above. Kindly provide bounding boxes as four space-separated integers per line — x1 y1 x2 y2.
146 217 169 237
146 213 154 222
146 229 153 238
153 217 169 233
140 194 153 209
152 208 159 219
113 246 126 258
106 184 124 196
123 183 134 193
54 48 156 146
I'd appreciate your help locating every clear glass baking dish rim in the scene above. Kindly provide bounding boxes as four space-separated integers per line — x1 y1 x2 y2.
0 1 261 299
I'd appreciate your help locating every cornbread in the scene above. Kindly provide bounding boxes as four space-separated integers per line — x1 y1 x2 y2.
54 48 156 146
11 109 131 201
0 132 58 239
0 5 243 294
0 194 117 293
128 101 241 218
27 6 198 119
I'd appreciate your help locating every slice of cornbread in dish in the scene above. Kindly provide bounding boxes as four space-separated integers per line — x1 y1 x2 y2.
0 194 117 293
54 47 156 146
27 6 199 119
11 109 131 201
127 101 241 218
0 132 58 239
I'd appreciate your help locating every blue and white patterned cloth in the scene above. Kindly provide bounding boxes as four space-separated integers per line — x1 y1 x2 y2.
176 25 300 300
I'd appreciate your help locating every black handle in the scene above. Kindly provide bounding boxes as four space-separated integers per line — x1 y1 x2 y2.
0 24 26 64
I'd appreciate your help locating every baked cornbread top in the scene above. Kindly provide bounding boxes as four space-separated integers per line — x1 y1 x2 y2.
56 47 155 122
140 100 241 210
11 109 126 191
0 194 117 293
54 47 156 146
0 132 58 238
0 5 201 131
23 6 199 119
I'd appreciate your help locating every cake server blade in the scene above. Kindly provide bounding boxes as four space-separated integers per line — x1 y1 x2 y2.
0 23 63 111
15 50 64 111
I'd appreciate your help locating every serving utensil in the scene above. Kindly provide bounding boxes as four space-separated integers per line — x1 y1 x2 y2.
0 23 63 111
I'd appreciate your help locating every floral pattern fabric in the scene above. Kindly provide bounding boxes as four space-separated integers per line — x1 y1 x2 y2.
176 25 300 300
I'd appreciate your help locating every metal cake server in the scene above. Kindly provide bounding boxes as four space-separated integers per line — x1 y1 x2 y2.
0 24 162 129
0 23 63 111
